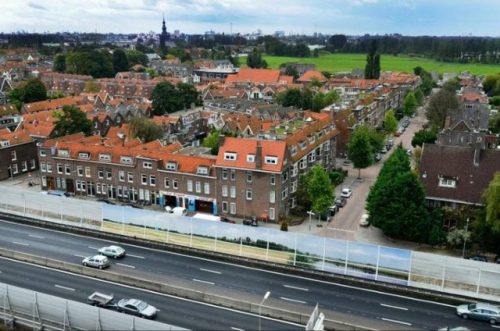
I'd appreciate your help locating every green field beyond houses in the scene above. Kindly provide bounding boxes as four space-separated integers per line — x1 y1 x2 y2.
248 53 500 76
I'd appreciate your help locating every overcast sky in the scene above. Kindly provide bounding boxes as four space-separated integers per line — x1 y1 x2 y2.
1 0 499 36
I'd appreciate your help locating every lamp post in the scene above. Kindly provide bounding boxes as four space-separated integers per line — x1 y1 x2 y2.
462 217 470 258
307 210 315 231
258 291 271 331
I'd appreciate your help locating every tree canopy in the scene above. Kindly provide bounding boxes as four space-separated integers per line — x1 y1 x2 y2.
427 88 460 130
403 92 418 116
411 129 437 147
384 109 398 134
365 40 381 79
65 50 114 78
128 117 163 143
151 81 202 116
53 54 66 73
347 125 374 178
202 129 221 155
306 165 334 220
112 49 130 73
51 105 92 138
246 49 268 69
484 172 500 232
9 78 47 109
126 50 149 67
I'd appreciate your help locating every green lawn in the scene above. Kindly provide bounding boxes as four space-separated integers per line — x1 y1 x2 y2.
241 53 500 76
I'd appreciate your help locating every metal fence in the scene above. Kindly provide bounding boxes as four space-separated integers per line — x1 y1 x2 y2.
2 187 500 302
0 282 185 331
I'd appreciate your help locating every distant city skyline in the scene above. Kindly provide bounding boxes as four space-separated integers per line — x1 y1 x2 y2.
1 0 500 36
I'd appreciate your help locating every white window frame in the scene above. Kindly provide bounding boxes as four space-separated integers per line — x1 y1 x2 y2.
11 151 16 161
164 177 170 188
41 162 46 172
150 175 156 186
264 156 278 165
204 182 210 195
141 174 147 185
187 180 193 192
195 181 201 193
143 161 153 169
269 207 275 220
230 186 236 198
269 190 275 204
222 201 228 213
127 172 134 183
118 170 125 182
229 202 236 215
439 177 456 188
21 161 28 172
222 185 228 197
246 154 255 162
246 189 252 200
224 152 237 161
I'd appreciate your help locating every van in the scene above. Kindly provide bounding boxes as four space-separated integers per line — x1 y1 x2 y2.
168 206 187 216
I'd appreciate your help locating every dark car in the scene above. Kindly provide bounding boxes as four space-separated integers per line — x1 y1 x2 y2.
220 217 235 224
466 255 488 262
243 217 258 226
335 197 347 208
97 198 116 205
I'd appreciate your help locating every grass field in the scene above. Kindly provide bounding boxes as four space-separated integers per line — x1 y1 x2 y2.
242 53 500 76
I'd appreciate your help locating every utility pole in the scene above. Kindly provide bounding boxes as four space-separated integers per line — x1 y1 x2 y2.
462 218 470 258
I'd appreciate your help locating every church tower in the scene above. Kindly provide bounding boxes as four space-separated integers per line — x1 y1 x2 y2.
159 15 169 54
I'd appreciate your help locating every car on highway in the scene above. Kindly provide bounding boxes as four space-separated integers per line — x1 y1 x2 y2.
82 255 110 269
117 298 158 319
466 254 488 262
335 197 347 208
340 188 352 198
98 245 126 259
456 302 500 324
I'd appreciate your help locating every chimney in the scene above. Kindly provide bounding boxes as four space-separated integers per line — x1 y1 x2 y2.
255 140 262 169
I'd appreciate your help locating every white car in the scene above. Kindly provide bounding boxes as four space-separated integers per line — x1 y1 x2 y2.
98 245 126 259
359 214 369 227
340 188 352 198
82 255 110 269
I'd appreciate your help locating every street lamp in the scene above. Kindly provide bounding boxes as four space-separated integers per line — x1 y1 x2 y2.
258 291 271 331
462 218 470 258
307 211 315 231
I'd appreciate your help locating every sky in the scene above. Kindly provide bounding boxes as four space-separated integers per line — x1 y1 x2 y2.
1 0 500 36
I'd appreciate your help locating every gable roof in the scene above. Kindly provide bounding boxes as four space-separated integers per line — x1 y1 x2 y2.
0 129 33 147
225 68 282 84
297 70 327 83
216 137 287 172
419 144 500 205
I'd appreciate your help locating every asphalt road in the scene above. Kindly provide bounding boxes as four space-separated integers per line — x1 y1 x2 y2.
0 218 496 330
0 257 301 331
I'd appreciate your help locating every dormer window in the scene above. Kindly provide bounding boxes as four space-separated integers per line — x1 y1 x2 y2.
299 141 307 150
246 154 255 163
78 152 90 160
0 140 10 147
166 162 177 171
290 145 297 156
57 149 69 157
439 177 456 188
143 161 153 169
39 150 47 157
120 156 133 164
99 153 111 162
197 166 209 175
224 152 237 161
265 156 278 165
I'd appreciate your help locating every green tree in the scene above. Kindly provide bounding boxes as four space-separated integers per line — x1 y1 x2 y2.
202 129 221 155
414 66 435 96
306 165 334 220
489 111 500 134
277 88 303 108
484 172 500 232
9 78 47 108
365 40 380 79
151 82 201 116
311 92 325 112
411 129 437 147
128 117 163 143
126 49 149 67
112 49 130 73
177 82 202 109
367 147 432 243
51 105 92 137
246 49 268 69
53 54 66 72
66 50 114 78
483 74 500 96
415 88 424 106
443 78 461 93
427 88 459 130
384 109 398 134
403 92 418 116
347 126 373 178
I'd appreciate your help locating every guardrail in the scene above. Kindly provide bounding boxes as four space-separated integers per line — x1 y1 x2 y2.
0 281 184 331
1 186 500 302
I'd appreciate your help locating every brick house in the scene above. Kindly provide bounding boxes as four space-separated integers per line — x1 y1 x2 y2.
0 128 37 180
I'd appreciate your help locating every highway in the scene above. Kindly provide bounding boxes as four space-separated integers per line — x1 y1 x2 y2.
0 218 496 330
0 257 301 331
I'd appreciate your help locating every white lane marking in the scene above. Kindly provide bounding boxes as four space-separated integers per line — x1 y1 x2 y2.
381 318 412 326
0 219 453 311
12 241 30 246
28 234 45 239
54 284 75 291
88 246 99 250
380 303 408 311
0 255 305 329
200 268 221 274
231 327 245 331
491 325 500 329
193 278 215 285
280 297 307 304
283 284 309 292
127 254 145 259
116 263 135 269
0 270 2 274
74 254 87 258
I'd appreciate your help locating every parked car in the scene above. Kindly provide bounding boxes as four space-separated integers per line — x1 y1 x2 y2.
394 130 402 137
359 213 369 227
335 197 347 208
82 255 110 269
380 146 387 154
117 298 158 319
40 190 70 197
374 153 382 162
328 205 338 217
98 245 126 259
97 198 115 205
406 148 413 156
340 188 352 198
386 139 394 148
456 302 500 324
220 217 235 224
466 255 488 262
243 217 258 226
343 159 352 166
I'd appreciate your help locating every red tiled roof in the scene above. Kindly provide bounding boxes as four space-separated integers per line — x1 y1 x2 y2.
225 68 282 84
0 129 33 146
297 70 327 83
216 137 287 172
23 96 85 113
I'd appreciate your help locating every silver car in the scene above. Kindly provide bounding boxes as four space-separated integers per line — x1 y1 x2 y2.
98 245 126 259
456 302 500 324
117 298 158 319
82 255 110 269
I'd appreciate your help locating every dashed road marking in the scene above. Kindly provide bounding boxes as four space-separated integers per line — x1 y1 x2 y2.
231 327 245 331
381 318 411 326
380 303 408 311
283 284 309 292
193 278 215 285
54 284 75 291
200 268 221 274
280 297 307 304
28 234 45 239
127 254 145 259
12 241 30 246
116 263 135 269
